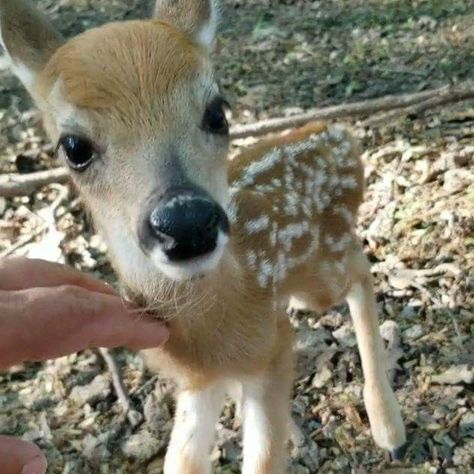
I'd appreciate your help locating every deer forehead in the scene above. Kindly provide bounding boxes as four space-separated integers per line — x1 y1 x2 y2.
39 20 213 124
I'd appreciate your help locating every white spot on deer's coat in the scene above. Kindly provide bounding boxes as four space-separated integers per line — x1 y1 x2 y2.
279 222 309 252
246 250 257 270
245 215 270 234
237 148 282 188
270 222 278 247
325 233 351 253
335 261 345 273
284 191 299 216
340 175 358 189
257 259 273 288
229 126 360 292
255 184 278 194
334 205 354 224
226 189 239 224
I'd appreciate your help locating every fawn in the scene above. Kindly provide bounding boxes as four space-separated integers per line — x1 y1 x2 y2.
0 0 406 472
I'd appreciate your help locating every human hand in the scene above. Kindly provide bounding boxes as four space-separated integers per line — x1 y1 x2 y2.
0 257 168 473
0 436 47 474
0 257 168 368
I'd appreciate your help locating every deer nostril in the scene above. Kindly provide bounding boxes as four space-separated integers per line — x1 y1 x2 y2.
150 227 176 250
147 195 225 261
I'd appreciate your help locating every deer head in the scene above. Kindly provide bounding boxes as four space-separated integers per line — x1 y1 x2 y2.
0 0 232 290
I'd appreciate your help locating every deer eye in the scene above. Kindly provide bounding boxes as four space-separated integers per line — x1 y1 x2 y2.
59 135 97 171
202 97 230 135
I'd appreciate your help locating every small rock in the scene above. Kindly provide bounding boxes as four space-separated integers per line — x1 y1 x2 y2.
459 411 474 437
296 327 332 352
418 15 437 30
291 439 320 473
0 413 17 433
312 365 332 389
403 324 424 340
452 438 474 467
122 428 160 462
432 365 474 385
400 304 418 319
388 270 415 290
332 324 356 348
319 312 343 328
289 418 305 448
82 434 110 463
70 374 111 406
443 169 473 194
143 391 171 429
379 320 401 346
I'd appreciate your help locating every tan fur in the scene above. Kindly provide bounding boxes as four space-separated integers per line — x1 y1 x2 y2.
0 1 406 471
41 21 201 116
144 122 364 385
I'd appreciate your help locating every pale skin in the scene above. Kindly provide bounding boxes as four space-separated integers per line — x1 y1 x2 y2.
0 257 169 474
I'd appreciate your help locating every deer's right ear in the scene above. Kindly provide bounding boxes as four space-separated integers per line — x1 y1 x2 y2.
0 0 62 93
153 0 218 50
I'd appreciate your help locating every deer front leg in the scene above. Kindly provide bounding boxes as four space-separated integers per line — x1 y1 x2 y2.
241 327 294 474
346 251 406 458
164 381 225 474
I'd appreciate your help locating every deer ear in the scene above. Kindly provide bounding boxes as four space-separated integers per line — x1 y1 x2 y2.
0 0 63 93
153 0 218 49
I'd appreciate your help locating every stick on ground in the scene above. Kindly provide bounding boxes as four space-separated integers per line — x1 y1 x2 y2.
229 82 472 139
99 347 143 427
361 85 474 127
0 167 70 198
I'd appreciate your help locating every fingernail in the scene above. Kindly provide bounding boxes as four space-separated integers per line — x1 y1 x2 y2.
22 456 47 474
132 324 170 349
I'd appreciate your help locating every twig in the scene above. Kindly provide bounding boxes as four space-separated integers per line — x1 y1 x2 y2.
229 83 466 139
361 85 474 127
0 82 472 198
0 167 69 198
131 374 159 397
99 347 143 427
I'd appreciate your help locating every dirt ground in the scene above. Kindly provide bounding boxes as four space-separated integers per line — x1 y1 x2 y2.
0 0 473 473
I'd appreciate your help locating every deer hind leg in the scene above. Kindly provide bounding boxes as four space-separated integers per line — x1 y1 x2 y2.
345 248 406 458
241 320 294 474
164 381 225 474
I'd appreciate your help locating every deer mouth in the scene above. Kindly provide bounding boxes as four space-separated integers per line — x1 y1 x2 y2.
149 230 229 281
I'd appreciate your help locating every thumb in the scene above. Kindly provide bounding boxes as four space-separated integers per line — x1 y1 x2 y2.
0 436 47 474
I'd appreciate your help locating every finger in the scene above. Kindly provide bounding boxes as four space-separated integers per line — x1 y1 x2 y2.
0 257 116 294
0 435 47 474
0 286 168 368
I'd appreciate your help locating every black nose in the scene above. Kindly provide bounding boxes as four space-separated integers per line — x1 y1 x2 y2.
149 193 228 261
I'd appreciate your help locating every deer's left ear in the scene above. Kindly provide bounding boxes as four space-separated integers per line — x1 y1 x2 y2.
0 0 63 93
153 0 218 50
